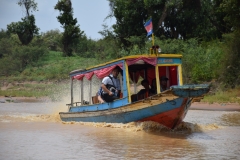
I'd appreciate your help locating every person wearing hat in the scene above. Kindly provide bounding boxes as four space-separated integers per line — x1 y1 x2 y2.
160 76 169 92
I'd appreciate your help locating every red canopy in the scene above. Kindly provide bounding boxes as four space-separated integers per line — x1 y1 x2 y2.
126 57 156 66
72 57 157 81
73 63 123 80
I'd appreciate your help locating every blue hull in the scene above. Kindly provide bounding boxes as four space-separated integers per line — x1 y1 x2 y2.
60 97 192 129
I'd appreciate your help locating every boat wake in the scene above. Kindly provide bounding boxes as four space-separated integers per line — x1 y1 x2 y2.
61 120 222 133
3 111 237 133
0 113 62 123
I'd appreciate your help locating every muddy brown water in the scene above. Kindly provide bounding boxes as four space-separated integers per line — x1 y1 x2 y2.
0 102 240 160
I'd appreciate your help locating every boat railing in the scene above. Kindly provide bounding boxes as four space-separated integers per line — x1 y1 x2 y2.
66 100 90 108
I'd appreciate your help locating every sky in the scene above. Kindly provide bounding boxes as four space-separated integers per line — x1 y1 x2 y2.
0 0 116 40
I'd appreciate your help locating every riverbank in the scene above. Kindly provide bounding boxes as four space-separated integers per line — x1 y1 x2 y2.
190 102 240 111
1 81 240 110
0 80 69 102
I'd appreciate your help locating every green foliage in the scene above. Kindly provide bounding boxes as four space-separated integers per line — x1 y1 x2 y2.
96 24 122 59
41 29 62 51
7 15 39 45
0 37 21 76
220 31 240 88
7 0 39 45
74 36 96 58
0 29 9 40
89 0 240 78
0 83 60 98
180 39 223 83
95 38 120 60
54 0 84 56
74 24 122 60
149 38 224 84
17 0 38 16
221 0 240 30
108 0 233 49
0 37 14 58
110 0 147 48
0 57 21 76
202 86 240 104
1 0 239 89
16 51 100 81
0 35 48 76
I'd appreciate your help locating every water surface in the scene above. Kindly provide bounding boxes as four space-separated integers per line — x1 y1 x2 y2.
0 102 239 160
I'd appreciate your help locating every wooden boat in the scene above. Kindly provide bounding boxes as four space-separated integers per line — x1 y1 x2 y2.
59 49 210 129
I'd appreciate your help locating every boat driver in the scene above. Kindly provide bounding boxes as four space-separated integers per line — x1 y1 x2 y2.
160 76 169 92
98 67 121 103
151 76 169 93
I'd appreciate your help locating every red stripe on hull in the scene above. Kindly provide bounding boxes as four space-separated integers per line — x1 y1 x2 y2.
138 98 189 129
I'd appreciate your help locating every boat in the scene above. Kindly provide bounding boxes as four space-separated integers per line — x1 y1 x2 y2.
59 47 210 129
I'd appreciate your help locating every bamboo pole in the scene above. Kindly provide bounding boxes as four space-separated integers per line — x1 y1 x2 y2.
71 77 73 107
80 80 83 105
152 33 154 46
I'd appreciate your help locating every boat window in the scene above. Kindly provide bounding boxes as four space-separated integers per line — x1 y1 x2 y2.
128 63 156 95
128 64 179 97
158 66 179 88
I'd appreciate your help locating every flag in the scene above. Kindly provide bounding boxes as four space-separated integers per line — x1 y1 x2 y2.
144 18 153 36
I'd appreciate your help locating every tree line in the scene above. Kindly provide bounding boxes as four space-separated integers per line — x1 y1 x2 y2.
0 0 239 89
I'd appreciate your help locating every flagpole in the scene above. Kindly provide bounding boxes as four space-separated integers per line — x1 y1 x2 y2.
144 18 155 54
152 33 154 46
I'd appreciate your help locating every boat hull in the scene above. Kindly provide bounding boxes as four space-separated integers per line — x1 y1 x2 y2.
60 96 192 129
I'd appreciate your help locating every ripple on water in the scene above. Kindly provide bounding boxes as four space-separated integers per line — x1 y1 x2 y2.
220 112 240 126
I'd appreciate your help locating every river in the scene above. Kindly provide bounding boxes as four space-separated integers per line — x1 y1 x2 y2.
0 101 240 160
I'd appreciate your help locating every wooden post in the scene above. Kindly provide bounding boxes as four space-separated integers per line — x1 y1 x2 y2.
89 79 92 104
166 66 170 89
125 62 131 102
155 65 160 93
80 80 83 105
133 72 136 94
71 77 73 107
178 64 183 85
152 33 154 46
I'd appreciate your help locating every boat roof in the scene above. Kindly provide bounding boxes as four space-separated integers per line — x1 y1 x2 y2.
70 54 182 75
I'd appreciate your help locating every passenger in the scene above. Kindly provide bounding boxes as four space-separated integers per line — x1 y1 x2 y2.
150 76 169 93
99 67 121 103
97 91 105 103
131 79 155 102
151 78 157 94
160 76 169 92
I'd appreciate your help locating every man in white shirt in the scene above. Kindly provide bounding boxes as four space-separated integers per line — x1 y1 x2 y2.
98 67 121 102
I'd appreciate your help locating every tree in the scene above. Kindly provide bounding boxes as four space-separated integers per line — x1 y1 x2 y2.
221 0 240 31
7 0 39 45
109 0 148 49
108 0 232 48
54 0 84 56
0 29 9 40
41 29 62 51
219 0 240 88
